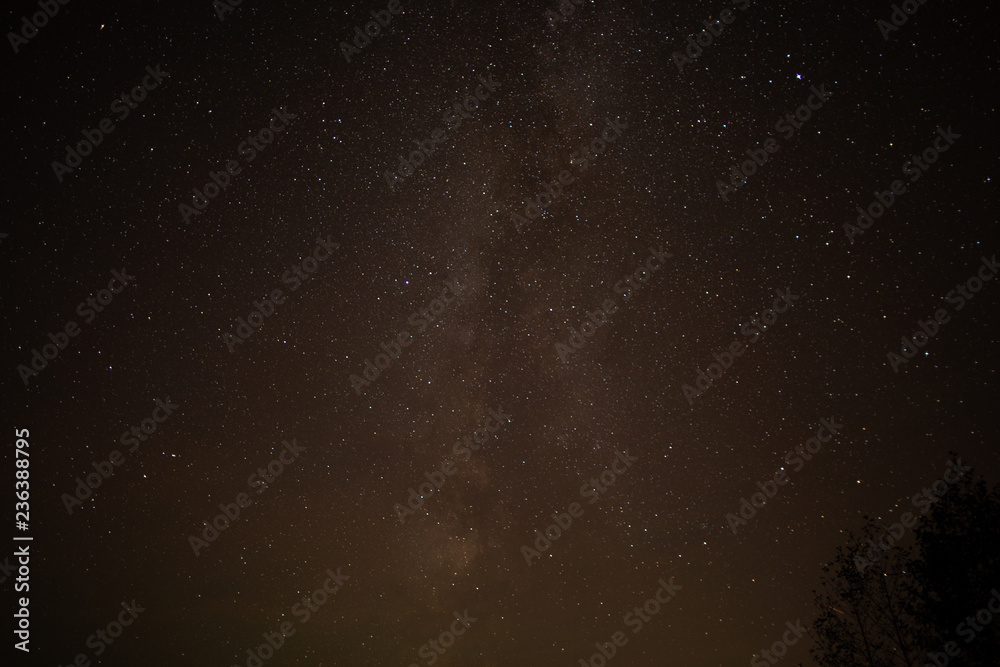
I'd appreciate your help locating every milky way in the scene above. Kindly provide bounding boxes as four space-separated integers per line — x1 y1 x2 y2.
5 0 998 665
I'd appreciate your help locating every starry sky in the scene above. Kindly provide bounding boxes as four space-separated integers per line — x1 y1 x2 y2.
4 0 999 665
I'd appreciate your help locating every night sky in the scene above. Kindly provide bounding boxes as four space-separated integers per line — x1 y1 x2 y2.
4 0 999 665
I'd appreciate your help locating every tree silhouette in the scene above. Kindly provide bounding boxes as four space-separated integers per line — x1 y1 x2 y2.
907 467 1000 666
809 520 917 667
809 457 1000 667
